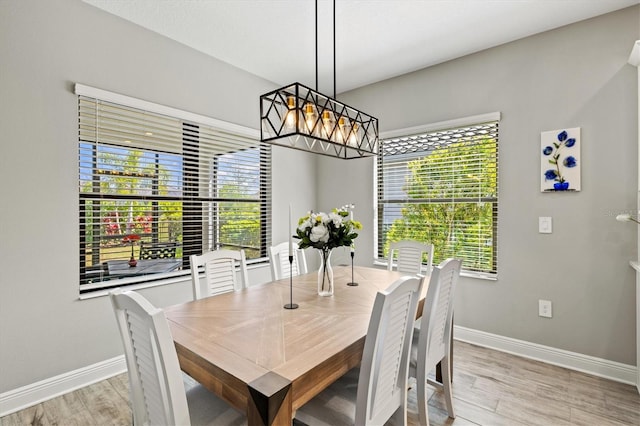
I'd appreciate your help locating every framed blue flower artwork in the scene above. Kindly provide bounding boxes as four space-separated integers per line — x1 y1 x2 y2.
540 127 581 192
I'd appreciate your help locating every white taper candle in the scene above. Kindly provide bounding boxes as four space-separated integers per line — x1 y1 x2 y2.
289 204 293 256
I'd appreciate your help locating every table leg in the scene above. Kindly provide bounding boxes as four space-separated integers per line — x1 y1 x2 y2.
247 372 292 426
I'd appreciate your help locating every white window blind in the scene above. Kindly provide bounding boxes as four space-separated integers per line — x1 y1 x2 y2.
77 87 271 293
377 117 499 275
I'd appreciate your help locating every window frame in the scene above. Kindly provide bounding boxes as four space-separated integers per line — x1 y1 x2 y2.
76 84 271 295
375 112 500 278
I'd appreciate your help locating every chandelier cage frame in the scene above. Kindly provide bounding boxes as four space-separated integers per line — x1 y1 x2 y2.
260 82 379 159
258 0 379 159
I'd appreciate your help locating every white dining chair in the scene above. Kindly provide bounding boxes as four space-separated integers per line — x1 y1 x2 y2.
410 258 462 426
387 240 434 276
190 249 249 300
109 289 243 426
295 275 423 426
268 241 308 281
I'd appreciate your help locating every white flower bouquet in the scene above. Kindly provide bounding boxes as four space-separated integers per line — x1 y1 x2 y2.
295 206 362 296
295 206 361 250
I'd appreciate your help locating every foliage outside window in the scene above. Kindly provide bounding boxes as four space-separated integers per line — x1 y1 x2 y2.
377 118 499 275
78 86 271 293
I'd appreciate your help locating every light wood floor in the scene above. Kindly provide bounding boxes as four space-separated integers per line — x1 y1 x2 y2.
2 341 638 426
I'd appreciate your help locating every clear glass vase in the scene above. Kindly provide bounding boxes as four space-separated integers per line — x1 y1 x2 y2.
317 248 334 296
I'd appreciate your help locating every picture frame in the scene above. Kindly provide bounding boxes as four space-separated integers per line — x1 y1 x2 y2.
540 127 581 192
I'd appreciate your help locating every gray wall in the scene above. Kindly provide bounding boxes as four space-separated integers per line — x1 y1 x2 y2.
329 6 639 365
0 0 315 393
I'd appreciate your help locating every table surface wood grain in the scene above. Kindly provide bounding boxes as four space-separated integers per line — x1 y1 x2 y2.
164 265 420 425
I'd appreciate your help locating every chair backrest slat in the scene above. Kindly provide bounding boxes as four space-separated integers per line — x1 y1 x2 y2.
268 242 308 281
419 258 462 374
356 275 423 426
110 289 191 426
190 249 248 300
388 240 434 276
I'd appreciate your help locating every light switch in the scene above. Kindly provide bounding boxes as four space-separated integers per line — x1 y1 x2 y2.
539 299 552 318
539 217 552 233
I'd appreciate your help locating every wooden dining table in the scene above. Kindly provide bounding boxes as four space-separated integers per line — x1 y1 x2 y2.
164 265 428 426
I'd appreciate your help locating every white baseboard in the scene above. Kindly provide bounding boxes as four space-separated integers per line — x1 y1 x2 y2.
0 355 126 417
454 325 637 386
2 327 637 417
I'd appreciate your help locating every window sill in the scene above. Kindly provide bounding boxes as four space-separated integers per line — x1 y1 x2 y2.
460 270 497 281
372 260 497 281
78 272 191 300
79 259 270 300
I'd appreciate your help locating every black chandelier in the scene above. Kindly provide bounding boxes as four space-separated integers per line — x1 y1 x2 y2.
259 1 379 159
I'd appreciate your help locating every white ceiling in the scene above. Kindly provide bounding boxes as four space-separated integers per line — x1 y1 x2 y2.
84 0 639 93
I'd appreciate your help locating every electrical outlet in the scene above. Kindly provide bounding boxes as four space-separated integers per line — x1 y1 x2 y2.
539 299 552 318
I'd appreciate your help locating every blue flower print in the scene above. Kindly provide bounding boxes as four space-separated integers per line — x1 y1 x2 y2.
563 156 577 168
543 129 578 191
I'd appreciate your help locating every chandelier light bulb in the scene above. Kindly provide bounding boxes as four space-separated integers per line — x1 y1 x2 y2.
322 110 334 139
283 96 297 130
304 103 317 135
336 116 347 144
348 123 359 146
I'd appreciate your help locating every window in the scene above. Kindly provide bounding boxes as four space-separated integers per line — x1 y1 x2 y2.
377 113 499 276
77 85 271 293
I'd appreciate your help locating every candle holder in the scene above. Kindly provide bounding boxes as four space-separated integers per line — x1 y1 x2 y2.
347 250 358 286
284 255 299 309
